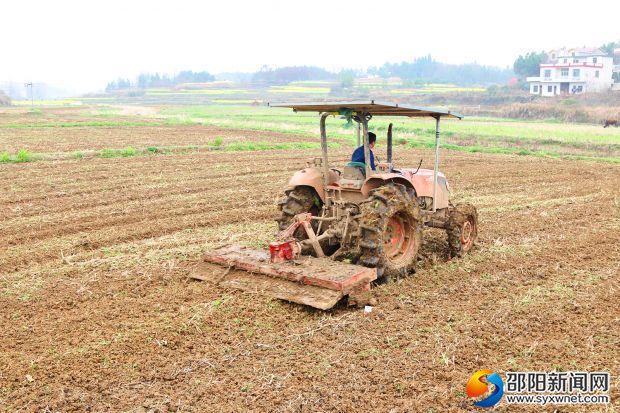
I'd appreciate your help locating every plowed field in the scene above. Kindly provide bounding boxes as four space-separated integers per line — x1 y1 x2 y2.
1 107 619 412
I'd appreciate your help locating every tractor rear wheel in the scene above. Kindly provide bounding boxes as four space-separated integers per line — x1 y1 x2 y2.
447 203 478 257
357 185 422 279
276 186 321 232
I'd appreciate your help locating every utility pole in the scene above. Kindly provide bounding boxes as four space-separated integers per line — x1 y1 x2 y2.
24 82 33 109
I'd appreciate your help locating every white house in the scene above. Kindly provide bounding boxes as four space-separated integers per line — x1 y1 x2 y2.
527 47 614 96
613 48 620 91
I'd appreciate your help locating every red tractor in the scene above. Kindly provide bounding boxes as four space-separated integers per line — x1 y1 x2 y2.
197 101 478 309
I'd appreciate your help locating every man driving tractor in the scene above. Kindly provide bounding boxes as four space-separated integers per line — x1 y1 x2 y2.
351 132 376 170
201 101 478 310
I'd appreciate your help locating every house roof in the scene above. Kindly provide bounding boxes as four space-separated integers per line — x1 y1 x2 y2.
268 100 463 119
557 47 606 57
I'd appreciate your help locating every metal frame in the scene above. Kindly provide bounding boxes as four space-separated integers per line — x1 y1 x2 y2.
269 100 463 119
348 112 373 178
319 112 331 201
277 101 459 212
432 115 441 212
387 123 393 164
362 115 371 178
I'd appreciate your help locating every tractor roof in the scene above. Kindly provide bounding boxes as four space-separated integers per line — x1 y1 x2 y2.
269 100 463 119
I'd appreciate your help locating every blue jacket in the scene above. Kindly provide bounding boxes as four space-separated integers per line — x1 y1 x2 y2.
351 145 375 170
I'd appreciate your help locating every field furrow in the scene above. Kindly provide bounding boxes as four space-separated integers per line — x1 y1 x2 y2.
1 107 619 412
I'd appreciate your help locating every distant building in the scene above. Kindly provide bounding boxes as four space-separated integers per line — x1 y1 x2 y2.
527 47 614 96
613 48 620 91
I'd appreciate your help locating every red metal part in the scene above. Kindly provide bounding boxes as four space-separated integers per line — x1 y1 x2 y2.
277 213 312 240
203 245 376 293
198 213 376 310
269 240 294 263
275 213 325 258
385 216 406 257
460 219 475 252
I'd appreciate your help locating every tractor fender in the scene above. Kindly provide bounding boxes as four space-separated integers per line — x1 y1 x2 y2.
401 168 450 210
361 174 415 198
286 167 339 202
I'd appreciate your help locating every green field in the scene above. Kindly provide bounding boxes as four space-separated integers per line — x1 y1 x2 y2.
161 105 620 163
2 102 619 164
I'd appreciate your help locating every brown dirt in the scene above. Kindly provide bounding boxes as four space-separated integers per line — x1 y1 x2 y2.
0 106 323 154
1 125 619 412
0 124 320 154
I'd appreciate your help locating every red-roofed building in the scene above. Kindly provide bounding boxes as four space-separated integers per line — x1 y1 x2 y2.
527 47 614 96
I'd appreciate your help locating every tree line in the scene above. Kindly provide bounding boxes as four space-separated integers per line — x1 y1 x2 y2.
105 70 215 92
105 41 619 91
367 55 513 85
251 66 333 85
106 59 514 92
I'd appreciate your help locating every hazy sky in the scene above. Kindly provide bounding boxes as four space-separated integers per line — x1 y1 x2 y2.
2 0 619 92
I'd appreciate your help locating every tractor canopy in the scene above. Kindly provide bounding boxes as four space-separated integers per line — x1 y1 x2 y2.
269 100 462 213
268 100 463 119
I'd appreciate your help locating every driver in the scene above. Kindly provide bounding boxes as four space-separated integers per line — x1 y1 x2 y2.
351 132 376 170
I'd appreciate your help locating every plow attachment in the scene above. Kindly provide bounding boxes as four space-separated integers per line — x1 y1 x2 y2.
193 245 377 310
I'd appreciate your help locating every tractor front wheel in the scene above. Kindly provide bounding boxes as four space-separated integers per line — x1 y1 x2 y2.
357 185 422 279
447 203 478 258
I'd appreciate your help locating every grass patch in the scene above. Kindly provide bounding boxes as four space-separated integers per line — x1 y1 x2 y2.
165 117 197 126
159 105 620 161
12 99 85 106
240 382 255 392
121 147 137 157
16 149 32 162
95 107 121 116
0 149 34 163
225 141 339 151
27 109 44 116
356 348 382 359
0 121 157 129
268 86 331 94
407 140 620 163
211 136 224 147
100 149 115 158
146 89 250 96
213 99 257 104
0 142 335 165
100 147 138 158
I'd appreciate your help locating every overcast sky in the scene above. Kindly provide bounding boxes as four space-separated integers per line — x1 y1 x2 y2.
2 0 619 92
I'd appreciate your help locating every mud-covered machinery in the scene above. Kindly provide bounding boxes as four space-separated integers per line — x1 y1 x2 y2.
195 101 478 309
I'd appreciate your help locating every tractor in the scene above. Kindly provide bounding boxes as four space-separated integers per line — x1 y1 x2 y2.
196 101 478 309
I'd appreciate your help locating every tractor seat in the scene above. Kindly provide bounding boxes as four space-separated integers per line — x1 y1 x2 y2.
343 161 366 179
340 161 366 189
